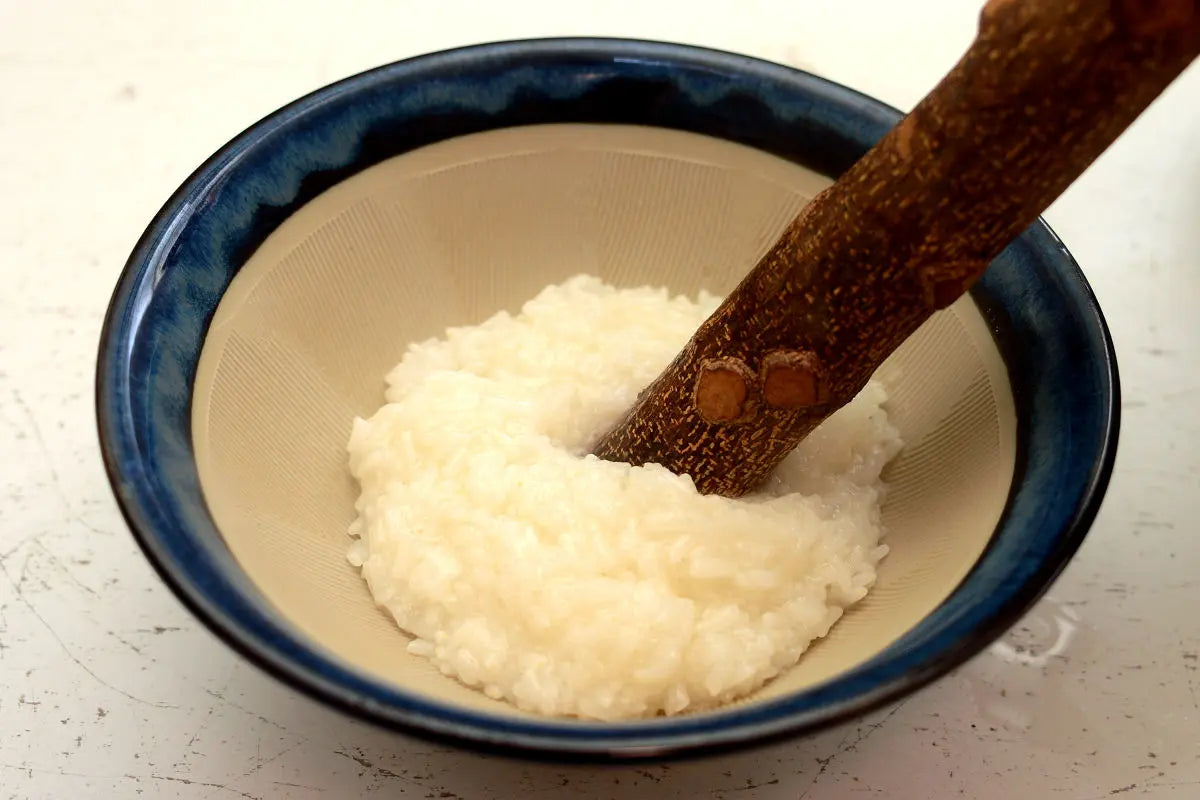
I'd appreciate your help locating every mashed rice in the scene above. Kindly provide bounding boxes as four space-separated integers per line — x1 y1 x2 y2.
346 275 902 720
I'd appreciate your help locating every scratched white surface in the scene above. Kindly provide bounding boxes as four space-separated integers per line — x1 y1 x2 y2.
2 1 1199 797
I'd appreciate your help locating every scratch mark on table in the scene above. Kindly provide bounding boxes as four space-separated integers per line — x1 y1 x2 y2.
332 747 426 790
177 669 236 767
9 388 112 539
235 741 303 782
1070 779 1197 800
0 560 175 709
11 388 66 503
272 780 324 792
796 730 853 800
1 532 48 563
131 773 262 800
1181 646 1199 713
796 698 910 800
104 629 144 656
31 539 97 597
1 762 106 781
719 777 781 795
202 687 290 734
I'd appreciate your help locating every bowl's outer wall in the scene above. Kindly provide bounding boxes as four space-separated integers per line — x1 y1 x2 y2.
96 38 1118 760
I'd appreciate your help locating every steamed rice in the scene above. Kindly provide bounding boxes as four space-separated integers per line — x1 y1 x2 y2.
346 275 902 720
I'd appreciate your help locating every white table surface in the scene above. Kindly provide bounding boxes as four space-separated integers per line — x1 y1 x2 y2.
3 1 1198 797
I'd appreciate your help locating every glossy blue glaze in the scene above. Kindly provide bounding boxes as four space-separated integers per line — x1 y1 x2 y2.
96 38 1118 761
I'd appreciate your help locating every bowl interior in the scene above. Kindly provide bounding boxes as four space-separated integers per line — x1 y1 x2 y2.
191 123 1016 718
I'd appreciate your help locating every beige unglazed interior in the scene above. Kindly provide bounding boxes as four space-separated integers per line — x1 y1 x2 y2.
192 124 1016 719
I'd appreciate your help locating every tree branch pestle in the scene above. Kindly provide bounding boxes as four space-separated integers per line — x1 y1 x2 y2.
592 0 1200 497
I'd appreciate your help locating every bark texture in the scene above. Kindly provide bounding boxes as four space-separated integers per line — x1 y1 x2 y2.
593 0 1200 496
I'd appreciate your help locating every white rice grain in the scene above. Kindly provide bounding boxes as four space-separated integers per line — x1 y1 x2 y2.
347 275 902 720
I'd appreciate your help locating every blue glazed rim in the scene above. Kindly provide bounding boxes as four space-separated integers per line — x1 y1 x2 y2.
95 38 1119 762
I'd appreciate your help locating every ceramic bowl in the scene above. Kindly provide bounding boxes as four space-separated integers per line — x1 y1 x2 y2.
96 39 1118 761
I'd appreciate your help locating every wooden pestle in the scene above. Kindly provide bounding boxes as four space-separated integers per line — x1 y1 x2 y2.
592 0 1200 497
